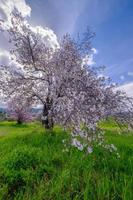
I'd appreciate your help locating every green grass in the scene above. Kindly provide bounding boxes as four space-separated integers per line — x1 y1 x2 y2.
0 121 133 200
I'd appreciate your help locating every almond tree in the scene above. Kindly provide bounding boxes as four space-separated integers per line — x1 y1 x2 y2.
0 12 132 141
7 95 32 124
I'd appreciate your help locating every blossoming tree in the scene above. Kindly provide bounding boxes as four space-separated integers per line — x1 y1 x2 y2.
0 12 133 150
7 95 32 124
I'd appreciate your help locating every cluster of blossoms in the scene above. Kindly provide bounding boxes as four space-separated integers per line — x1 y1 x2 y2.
62 138 93 154
71 138 93 153
62 135 120 157
62 128 119 157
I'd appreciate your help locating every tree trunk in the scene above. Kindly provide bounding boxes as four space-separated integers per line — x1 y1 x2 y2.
17 119 22 125
42 98 54 129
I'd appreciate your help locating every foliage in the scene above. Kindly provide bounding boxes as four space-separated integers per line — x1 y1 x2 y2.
0 121 133 200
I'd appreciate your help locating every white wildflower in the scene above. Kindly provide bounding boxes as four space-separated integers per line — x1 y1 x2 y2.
87 146 93 154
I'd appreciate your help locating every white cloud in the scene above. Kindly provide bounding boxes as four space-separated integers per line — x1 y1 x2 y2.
128 71 133 77
0 49 10 65
0 49 17 67
83 55 95 66
117 82 133 98
82 48 98 66
0 0 31 23
30 26 59 49
0 48 23 74
0 0 59 49
92 48 98 55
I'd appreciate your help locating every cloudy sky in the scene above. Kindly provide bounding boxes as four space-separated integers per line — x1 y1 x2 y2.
0 0 133 96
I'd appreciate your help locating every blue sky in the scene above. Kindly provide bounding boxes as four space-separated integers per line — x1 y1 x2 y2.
0 0 133 96
26 0 133 85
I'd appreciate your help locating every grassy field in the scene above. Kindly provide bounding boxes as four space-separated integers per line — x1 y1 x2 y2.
0 121 133 200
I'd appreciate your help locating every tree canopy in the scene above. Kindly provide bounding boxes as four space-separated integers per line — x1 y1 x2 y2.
0 12 133 141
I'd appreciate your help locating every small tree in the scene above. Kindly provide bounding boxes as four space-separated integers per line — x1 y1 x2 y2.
0 110 6 121
7 95 32 124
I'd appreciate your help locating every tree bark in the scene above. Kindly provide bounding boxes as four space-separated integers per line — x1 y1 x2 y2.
17 119 23 125
42 98 54 129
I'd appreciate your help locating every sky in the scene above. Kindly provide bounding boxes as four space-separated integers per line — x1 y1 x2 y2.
0 0 133 97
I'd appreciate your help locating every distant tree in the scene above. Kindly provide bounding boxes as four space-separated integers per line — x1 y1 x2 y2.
0 110 6 121
0 12 133 142
7 95 32 124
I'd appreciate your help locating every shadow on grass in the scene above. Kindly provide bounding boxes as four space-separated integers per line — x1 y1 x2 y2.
11 123 29 128
0 121 29 128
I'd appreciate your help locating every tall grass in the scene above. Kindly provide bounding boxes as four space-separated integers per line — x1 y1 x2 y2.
0 121 133 200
